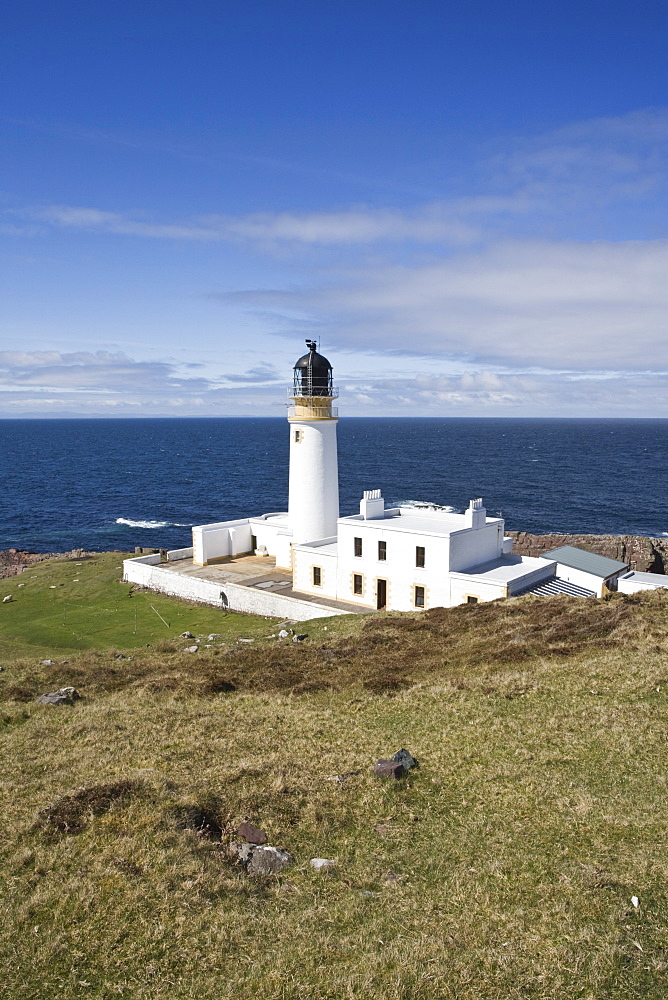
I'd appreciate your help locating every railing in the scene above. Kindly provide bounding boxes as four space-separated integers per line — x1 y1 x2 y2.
288 385 339 399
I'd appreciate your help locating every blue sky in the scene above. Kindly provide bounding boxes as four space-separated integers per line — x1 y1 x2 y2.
2 0 668 416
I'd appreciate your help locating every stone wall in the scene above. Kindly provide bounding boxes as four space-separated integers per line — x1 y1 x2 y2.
507 533 668 574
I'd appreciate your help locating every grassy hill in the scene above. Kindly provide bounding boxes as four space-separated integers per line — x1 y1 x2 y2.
1 554 667 999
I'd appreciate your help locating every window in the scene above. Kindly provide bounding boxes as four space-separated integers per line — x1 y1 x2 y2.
414 585 425 608
354 536 362 557
416 546 425 568
378 540 386 561
466 595 479 604
353 574 363 595
294 429 301 442
312 566 321 587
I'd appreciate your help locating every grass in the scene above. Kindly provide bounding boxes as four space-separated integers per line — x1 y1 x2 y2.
1 556 668 998
0 552 278 660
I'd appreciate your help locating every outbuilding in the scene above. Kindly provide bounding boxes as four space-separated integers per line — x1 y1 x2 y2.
538 545 629 598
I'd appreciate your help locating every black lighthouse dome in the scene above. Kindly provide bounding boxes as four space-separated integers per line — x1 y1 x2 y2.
293 339 335 397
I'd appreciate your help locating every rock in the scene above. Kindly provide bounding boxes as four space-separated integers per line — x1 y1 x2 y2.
3 595 12 603
49 585 57 589
40 659 55 666
113 653 125 660
237 821 267 845
232 843 293 875
17 583 25 587
391 748 418 771
180 631 194 639
185 645 199 653
374 760 405 779
292 634 308 643
507 531 668 575
310 858 336 871
278 629 290 638
238 638 254 643
207 634 221 640
36 686 81 706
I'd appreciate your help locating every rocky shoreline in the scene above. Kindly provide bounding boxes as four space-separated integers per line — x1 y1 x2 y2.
2 534 668 581
507 532 668 574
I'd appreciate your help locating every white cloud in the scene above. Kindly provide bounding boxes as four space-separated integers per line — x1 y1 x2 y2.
15 203 477 247
235 238 668 372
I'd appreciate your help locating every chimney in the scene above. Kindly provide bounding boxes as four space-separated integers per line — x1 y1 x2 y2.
464 497 486 529
360 489 384 520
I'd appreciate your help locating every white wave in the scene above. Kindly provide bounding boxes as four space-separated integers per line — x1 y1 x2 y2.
399 500 459 512
115 517 190 529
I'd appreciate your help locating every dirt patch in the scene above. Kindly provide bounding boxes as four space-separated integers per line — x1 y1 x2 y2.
36 779 143 836
174 801 226 841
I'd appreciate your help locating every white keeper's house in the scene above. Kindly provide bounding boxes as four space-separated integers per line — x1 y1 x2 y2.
123 342 668 620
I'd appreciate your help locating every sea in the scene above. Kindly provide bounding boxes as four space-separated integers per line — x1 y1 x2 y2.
0 418 666 553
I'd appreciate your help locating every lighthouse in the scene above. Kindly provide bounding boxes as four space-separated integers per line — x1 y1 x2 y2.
287 340 340 546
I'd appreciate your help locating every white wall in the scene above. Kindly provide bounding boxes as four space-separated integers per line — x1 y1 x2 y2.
192 518 253 564
292 541 339 599
449 575 507 605
288 418 339 544
122 557 348 621
449 521 504 572
335 519 454 611
617 572 668 594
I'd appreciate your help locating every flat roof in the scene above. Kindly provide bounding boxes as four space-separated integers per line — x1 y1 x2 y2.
339 510 502 537
541 545 628 578
620 570 668 587
450 554 551 584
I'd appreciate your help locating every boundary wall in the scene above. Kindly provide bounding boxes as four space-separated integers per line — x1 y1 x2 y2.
122 555 348 621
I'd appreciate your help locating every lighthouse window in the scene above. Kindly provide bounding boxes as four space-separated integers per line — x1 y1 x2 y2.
312 566 321 586
354 537 362 557
415 546 425 568
294 430 302 442
353 573 363 595
378 540 386 561
414 585 425 608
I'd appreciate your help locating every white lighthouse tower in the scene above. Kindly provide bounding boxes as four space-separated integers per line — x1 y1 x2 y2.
287 340 340 546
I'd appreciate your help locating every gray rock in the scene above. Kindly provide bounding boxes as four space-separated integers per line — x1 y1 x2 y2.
36 686 81 706
310 858 336 871
3 595 12 603
238 638 254 643
40 659 55 666
278 629 290 638
185 645 199 653
232 843 293 875
180 631 194 639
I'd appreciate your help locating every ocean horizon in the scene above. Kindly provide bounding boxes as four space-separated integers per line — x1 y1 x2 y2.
1 416 667 552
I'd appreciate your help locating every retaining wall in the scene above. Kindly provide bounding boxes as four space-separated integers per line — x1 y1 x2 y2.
122 556 348 621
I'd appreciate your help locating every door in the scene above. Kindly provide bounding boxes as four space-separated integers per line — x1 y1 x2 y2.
376 578 387 610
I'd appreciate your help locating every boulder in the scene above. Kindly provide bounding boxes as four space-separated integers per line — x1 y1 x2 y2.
180 631 194 639
232 843 293 875
184 645 199 653
36 687 81 706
